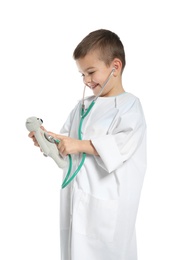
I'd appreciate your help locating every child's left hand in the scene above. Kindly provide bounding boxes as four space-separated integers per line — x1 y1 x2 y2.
47 132 81 156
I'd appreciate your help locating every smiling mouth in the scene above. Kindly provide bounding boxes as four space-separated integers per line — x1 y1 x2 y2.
89 84 99 90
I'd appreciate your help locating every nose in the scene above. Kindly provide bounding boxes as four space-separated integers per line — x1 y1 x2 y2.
83 74 92 86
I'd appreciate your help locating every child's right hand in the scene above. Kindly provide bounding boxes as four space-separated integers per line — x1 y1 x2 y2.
28 131 39 147
28 126 46 148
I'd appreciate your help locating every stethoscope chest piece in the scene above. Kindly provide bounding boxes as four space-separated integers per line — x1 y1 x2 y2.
44 132 60 144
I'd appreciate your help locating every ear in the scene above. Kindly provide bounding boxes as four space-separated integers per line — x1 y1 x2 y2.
112 58 122 76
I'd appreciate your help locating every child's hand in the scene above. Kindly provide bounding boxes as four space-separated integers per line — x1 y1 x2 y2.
58 136 82 156
28 131 39 147
28 126 47 148
47 133 99 156
47 134 81 156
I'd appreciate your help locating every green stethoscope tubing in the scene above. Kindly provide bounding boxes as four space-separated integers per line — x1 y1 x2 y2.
61 100 95 188
61 68 114 188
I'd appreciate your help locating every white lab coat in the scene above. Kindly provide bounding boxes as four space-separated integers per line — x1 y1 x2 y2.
59 92 146 260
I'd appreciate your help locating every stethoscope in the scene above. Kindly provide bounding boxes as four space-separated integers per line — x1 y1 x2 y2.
45 68 114 188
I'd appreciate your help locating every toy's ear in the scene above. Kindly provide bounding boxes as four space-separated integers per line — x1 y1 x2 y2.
26 117 43 131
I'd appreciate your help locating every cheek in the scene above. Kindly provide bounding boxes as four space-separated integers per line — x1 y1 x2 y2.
93 74 103 84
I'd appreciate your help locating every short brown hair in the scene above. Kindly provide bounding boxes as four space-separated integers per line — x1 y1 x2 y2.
73 29 126 73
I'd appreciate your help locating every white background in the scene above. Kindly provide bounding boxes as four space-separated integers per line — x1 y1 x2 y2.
0 0 186 259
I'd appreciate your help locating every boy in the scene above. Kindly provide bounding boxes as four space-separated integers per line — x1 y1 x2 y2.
29 29 146 260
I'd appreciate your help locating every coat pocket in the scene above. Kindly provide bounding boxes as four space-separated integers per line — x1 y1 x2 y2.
73 190 118 242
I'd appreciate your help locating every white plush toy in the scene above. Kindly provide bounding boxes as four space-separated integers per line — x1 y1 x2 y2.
26 117 67 169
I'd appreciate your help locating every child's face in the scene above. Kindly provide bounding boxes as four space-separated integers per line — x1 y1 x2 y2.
76 50 120 97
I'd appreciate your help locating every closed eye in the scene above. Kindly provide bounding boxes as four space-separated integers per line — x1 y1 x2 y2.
81 70 96 78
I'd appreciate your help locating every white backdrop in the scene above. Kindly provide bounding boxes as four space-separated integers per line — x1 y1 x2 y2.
0 0 186 259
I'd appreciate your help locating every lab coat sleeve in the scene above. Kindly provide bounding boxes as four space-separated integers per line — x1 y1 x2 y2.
91 98 146 173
